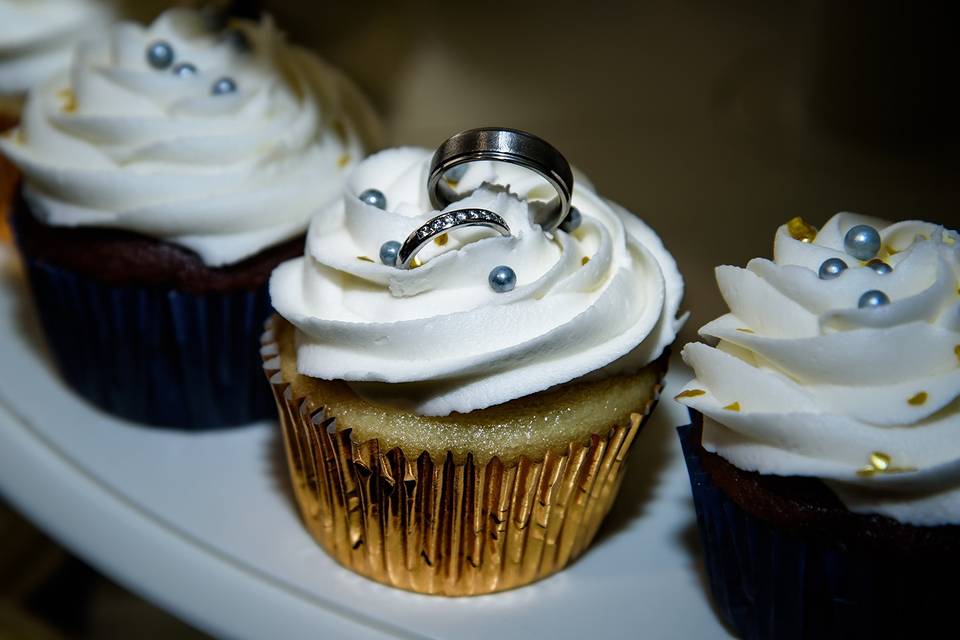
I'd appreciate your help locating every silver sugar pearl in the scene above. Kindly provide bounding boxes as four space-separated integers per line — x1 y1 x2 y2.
221 28 252 53
146 41 174 69
359 189 387 210
211 77 237 95
559 206 582 233
844 224 882 261
172 62 197 78
858 290 890 308
488 265 517 293
818 257 848 280
379 240 401 266
867 259 893 275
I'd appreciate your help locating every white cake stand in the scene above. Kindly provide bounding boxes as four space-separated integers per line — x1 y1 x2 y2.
0 246 729 639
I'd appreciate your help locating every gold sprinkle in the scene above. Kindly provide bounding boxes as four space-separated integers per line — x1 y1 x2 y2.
736 328 755 334
58 88 76 113
723 401 741 412
857 451 916 477
955 345 960 363
883 244 900 257
410 256 422 269
581 256 590 266
337 153 351 168
907 391 928 406
434 233 448 246
787 216 817 243
356 256 374 263
943 232 956 246
675 389 706 400
870 451 890 471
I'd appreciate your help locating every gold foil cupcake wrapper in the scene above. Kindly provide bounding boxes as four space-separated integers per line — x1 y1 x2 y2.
261 318 664 596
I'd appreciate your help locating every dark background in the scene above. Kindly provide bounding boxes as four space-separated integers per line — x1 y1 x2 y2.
2 0 957 637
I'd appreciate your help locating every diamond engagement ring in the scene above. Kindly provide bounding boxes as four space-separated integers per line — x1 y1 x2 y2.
395 208 510 269
427 127 574 232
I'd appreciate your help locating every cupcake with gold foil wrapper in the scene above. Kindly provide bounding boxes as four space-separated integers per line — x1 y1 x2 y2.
264 140 685 595
676 213 960 637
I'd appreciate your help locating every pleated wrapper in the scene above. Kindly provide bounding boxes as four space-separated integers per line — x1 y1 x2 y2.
261 316 665 596
16 252 275 429
678 413 958 639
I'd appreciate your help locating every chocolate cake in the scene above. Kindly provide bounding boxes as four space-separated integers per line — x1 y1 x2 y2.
12 188 304 294
685 414 960 556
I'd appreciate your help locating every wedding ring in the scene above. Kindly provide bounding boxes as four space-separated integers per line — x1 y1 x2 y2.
427 128 574 232
395 208 510 269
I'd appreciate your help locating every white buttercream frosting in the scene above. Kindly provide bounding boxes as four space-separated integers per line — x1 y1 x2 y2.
0 0 110 99
677 212 960 526
270 147 685 416
0 8 376 266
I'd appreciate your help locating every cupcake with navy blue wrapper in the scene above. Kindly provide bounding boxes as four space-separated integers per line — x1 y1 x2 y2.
675 212 960 637
0 8 380 428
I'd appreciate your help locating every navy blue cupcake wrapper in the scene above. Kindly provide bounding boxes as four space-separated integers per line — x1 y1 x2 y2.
678 417 954 639
21 255 274 429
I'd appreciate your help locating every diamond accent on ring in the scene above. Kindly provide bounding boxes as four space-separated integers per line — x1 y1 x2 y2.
411 209 507 245
398 209 510 270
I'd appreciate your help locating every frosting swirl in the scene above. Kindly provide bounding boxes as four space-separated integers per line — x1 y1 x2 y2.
0 8 377 266
677 212 960 526
270 147 685 416
0 0 110 99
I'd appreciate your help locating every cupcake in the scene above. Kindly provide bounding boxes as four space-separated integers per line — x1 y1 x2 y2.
0 0 112 242
1 8 379 428
676 213 960 636
264 143 685 595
